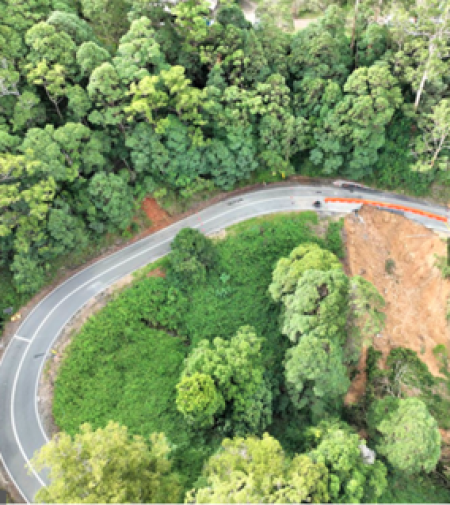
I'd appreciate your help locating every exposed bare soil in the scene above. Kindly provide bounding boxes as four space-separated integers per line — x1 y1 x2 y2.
344 206 450 404
141 197 171 227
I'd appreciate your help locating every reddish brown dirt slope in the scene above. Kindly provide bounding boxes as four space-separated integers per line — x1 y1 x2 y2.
345 206 450 404
141 197 172 228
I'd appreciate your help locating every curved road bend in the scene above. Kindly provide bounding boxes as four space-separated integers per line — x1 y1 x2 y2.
0 184 449 503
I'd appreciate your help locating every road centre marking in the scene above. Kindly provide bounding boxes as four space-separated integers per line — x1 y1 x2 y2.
14 336 30 343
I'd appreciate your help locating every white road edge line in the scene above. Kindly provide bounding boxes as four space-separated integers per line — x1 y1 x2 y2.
10 339 47 489
0 451 28 504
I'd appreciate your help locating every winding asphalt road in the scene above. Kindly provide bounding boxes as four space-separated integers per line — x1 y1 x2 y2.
1 184 449 503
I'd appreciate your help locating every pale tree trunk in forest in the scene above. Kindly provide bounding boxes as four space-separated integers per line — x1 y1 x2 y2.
414 66 429 111
350 0 360 51
430 137 447 167
376 0 383 22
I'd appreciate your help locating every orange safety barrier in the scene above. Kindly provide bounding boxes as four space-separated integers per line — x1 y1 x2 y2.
324 198 448 223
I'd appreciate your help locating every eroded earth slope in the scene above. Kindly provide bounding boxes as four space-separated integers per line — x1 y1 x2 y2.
345 206 450 402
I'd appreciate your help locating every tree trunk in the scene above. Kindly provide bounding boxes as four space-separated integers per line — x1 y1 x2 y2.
376 0 383 23
62 151 73 166
350 0 360 51
52 98 63 122
45 86 63 121
414 68 429 111
414 39 437 111
430 134 447 167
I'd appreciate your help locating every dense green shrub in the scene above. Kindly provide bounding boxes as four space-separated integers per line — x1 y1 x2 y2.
379 472 450 504
168 228 217 287
325 219 345 259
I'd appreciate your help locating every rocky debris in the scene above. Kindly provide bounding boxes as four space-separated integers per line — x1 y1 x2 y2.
359 444 376 465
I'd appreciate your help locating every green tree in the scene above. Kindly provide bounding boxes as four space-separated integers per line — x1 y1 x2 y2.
176 372 225 428
11 89 46 132
113 16 165 86
180 326 272 435
356 22 390 68
24 21 78 119
282 269 349 344
87 171 134 233
374 398 441 474
0 153 55 237
349 276 385 337
126 65 212 144
0 0 52 65
186 433 329 503
254 21 290 80
24 21 77 73
80 0 129 48
76 41 111 77
308 420 388 503
269 243 342 303
47 10 97 46
32 421 181 503
66 85 92 122
203 132 258 190
10 252 47 294
284 334 350 418
289 6 352 84
171 0 215 80
252 74 307 177
20 123 101 182
169 227 216 284
216 4 251 31
225 31 271 89
255 0 294 32
47 202 89 256
87 62 127 131
126 0 181 64
346 276 386 363
26 62 67 121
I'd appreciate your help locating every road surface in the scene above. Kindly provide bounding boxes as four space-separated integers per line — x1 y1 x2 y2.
0 184 448 502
